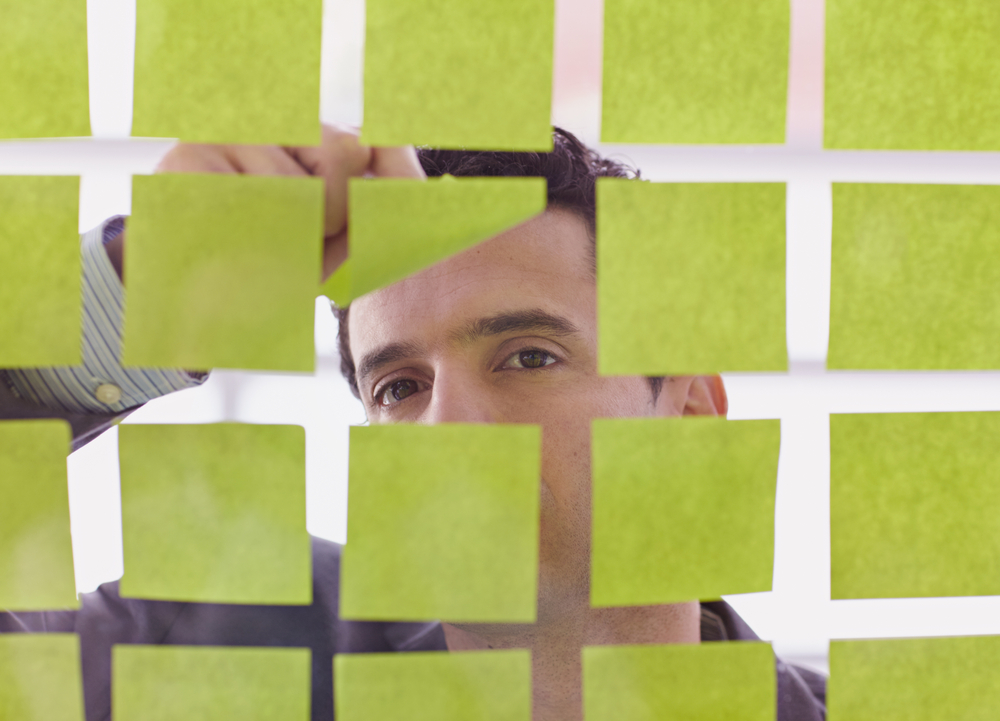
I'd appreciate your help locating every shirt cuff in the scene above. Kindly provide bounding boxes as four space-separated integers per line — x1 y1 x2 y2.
3 217 207 415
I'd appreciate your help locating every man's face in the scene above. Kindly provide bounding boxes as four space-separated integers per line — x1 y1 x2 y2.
348 208 726 622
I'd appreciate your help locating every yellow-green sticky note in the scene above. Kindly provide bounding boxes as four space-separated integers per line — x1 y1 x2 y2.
321 258 351 308
323 176 546 303
829 184 1000 370
132 0 321 145
583 642 775 721
341 424 540 622
0 0 89 139
122 173 322 372
114 645 311 721
335 650 531 721
0 176 82 367
361 0 554 150
831 412 1000 599
0 420 77 611
826 1 1000 150
602 0 789 144
596 179 787 376
119 423 311 605
829 637 1000 721
0 634 85 721
591 417 779 607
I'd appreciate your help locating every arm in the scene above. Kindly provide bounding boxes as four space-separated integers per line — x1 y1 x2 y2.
0 127 424 451
1 218 206 451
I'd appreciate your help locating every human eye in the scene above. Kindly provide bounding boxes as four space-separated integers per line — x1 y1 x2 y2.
500 348 559 370
374 378 422 407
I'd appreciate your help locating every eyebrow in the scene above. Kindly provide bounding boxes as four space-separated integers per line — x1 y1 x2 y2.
449 309 582 344
356 341 424 389
355 310 581 390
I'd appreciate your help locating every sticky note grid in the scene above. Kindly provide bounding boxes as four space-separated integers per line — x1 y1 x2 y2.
10 0 1000 710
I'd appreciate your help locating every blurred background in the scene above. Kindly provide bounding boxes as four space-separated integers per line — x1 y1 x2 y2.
5 0 1000 675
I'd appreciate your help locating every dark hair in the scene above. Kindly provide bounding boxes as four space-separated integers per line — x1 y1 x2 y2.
333 126 664 403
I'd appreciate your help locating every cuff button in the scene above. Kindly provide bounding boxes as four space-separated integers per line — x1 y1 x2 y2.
95 383 122 405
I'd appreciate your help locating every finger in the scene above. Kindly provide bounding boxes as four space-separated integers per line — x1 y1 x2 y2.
287 124 373 239
155 143 237 173
322 229 348 282
370 145 426 179
286 124 372 178
220 145 311 177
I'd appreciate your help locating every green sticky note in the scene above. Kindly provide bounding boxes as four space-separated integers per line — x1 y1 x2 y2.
602 0 789 144
583 642 776 721
321 258 351 308
119 423 311 605
0 176 82 367
323 177 547 303
829 184 1000 370
831 412 1000 599
597 179 787 376
829 636 1000 721
341 424 541 622
335 650 531 721
0 0 89 139
826 1 1000 150
114 645 311 721
361 0 554 150
122 173 322 372
0 634 85 721
0 420 77 611
591 417 779 607
132 0 321 145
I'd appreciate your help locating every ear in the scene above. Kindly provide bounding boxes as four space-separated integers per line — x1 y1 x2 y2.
651 375 727 418
651 375 728 418
682 375 728 417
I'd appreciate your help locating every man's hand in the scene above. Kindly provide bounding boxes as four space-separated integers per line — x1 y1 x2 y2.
107 124 426 282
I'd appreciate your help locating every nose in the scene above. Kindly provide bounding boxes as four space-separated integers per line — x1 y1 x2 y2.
422 367 499 425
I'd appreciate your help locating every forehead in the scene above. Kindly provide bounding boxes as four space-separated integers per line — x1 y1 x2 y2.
348 208 595 359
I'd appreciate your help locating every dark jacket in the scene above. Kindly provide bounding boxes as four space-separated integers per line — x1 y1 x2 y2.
0 381 825 720
1 538 826 721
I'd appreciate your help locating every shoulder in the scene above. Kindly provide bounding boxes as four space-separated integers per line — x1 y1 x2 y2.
777 659 827 721
701 601 826 720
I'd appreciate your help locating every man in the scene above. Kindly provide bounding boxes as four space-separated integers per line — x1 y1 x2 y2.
0 126 825 721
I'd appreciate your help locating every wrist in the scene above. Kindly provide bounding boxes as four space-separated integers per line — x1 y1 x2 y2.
104 230 124 280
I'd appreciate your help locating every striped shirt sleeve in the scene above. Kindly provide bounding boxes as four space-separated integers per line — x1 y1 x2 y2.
2 217 207 415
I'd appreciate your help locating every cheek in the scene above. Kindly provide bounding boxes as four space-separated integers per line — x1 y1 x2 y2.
538 413 594 521
532 379 652 495
537 415 593 566
541 414 590 469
